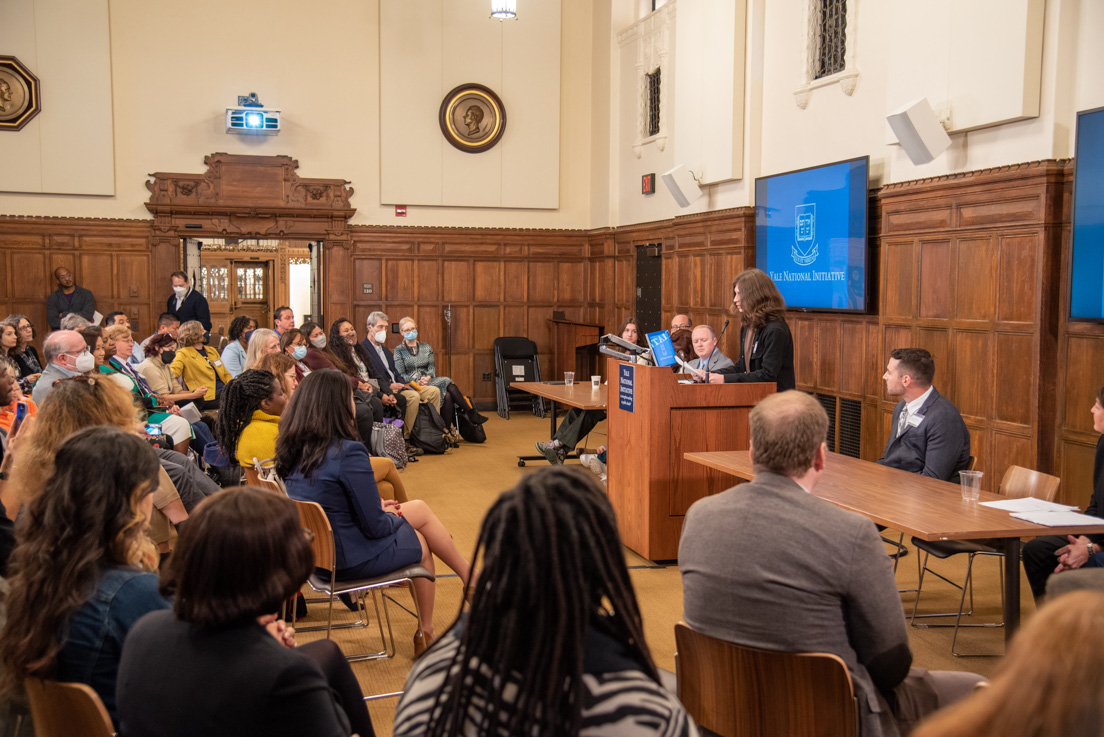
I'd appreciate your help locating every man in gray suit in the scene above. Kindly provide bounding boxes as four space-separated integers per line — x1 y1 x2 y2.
876 348 970 483
680 391 982 737
31 331 95 407
686 325 735 375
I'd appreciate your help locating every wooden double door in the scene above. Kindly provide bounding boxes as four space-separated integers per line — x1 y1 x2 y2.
198 255 273 337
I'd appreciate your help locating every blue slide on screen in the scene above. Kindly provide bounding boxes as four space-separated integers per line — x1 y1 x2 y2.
755 157 868 312
1070 107 1104 321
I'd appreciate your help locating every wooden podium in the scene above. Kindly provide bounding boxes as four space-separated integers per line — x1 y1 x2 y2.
606 359 775 561
549 319 603 380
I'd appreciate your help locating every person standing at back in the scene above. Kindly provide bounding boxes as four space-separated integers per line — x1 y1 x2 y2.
167 271 211 334
876 347 970 483
45 266 96 331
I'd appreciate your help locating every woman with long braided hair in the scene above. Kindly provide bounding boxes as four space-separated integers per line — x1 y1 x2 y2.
215 369 287 468
393 467 697 737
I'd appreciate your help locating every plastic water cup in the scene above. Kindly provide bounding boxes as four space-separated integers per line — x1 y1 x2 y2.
591 375 601 389
564 372 574 386
960 470 983 502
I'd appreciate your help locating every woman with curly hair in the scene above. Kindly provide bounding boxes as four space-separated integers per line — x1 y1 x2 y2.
216 369 287 469
393 467 696 737
221 314 258 378
0 427 169 725
705 268 795 390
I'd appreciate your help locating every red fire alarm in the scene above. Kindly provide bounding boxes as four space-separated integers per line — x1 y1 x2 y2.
642 173 656 195
395 205 407 217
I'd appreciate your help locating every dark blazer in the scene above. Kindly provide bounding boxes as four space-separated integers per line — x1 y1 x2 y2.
46 286 96 330
116 610 350 737
680 471 912 737
361 339 401 385
716 318 795 391
166 289 212 332
877 387 970 483
283 440 410 576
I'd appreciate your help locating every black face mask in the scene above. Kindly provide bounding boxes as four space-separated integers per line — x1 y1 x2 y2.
160 350 176 365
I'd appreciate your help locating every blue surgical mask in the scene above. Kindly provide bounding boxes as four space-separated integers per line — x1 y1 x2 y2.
404 330 418 342
242 329 255 344
292 345 307 360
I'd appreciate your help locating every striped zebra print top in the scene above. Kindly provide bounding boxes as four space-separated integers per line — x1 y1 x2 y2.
393 624 699 737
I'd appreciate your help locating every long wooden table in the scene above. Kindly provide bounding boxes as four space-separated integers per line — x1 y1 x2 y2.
510 381 607 466
684 450 1104 640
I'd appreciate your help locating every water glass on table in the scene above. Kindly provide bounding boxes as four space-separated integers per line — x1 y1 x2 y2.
959 470 983 502
564 372 574 386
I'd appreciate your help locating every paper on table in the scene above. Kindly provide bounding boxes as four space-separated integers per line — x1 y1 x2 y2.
676 355 705 379
980 497 1079 513
177 402 202 424
1009 511 1104 527
92 311 103 326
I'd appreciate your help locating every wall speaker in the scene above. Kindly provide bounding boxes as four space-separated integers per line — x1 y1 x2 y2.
887 98 950 165
661 165 702 208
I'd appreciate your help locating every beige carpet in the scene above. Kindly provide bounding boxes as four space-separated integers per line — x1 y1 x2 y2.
294 412 1021 736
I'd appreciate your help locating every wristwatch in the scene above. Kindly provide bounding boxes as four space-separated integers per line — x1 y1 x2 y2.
1087 541 1096 558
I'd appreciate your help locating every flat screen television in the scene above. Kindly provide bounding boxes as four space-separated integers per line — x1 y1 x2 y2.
754 156 869 312
1069 106 1104 321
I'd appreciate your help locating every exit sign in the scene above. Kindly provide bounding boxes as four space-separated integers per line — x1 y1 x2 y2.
642 173 656 195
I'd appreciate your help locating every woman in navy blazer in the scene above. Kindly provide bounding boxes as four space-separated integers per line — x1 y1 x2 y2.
277 369 472 655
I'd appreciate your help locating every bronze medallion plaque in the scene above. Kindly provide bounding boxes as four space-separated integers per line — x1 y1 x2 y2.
0 56 41 131
439 83 506 154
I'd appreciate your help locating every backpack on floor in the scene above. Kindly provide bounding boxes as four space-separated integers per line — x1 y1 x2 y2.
370 421 408 469
410 402 449 455
457 395 488 444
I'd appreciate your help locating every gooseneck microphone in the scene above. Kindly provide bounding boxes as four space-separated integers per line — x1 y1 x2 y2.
720 319 730 338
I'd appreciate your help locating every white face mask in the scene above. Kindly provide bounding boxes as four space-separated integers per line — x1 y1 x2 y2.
75 350 95 373
173 285 187 297
373 330 387 344
311 335 327 349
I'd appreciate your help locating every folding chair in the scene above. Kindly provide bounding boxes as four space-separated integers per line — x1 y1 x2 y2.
493 336 546 419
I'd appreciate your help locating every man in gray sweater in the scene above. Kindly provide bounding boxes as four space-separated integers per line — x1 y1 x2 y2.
679 391 982 737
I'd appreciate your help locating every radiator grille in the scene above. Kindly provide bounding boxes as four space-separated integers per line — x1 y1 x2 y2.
815 393 838 453
838 397 862 458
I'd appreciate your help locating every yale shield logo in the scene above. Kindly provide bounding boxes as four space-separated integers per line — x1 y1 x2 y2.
792 203 818 266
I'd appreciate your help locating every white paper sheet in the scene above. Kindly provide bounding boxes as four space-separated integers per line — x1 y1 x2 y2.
1009 511 1104 527
980 497 1078 513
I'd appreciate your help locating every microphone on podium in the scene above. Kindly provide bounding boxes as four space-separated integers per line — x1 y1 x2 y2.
719 319 730 338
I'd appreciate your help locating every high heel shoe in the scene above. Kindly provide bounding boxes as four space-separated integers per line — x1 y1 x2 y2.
413 629 434 657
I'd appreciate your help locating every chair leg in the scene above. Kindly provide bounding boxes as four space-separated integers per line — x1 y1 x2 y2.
949 554 1005 658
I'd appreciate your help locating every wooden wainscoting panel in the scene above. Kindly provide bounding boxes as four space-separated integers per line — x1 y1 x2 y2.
1061 334 1104 434
8 250 48 299
79 253 115 295
918 239 953 319
473 305 500 349
441 260 472 303
952 330 993 420
838 321 866 396
866 321 883 398
526 309 553 351
915 327 950 391
792 317 816 388
817 318 840 390
503 261 527 302
996 233 1039 325
957 197 1042 229
473 261 501 302
954 236 996 322
882 240 917 319
1059 437 1097 509
557 261 586 303
967 423 990 489
989 430 1033 495
502 305 527 340
862 400 883 461
354 258 382 303
882 205 953 235
528 262 555 303
994 332 1034 426
116 254 151 302
413 305 443 348
615 256 633 306
385 259 415 301
418 260 442 302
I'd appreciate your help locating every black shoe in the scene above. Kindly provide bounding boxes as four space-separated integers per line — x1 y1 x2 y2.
295 593 308 620
338 593 360 612
887 547 909 560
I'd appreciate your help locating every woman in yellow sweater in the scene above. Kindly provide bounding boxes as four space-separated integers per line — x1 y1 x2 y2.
215 370 286 469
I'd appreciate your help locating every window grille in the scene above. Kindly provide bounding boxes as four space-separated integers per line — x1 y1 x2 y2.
646 68 661 137
198 266 227 302
237 266 265 300
814 0 846 79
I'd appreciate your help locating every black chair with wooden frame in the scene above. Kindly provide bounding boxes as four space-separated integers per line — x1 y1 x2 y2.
909 464 1060 656
674 622 858 737
292 499 433 696
23 677 113 737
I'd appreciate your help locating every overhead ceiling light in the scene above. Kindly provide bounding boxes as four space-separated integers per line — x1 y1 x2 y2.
490 0 517 20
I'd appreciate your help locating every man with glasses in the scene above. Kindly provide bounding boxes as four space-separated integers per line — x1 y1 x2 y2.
31 331 96 406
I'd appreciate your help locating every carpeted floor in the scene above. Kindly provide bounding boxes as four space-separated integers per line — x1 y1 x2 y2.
293 412 1023 736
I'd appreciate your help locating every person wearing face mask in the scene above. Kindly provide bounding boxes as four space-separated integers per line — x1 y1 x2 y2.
137 333 208 404
221 315 258 378
30 330 97 406
280 328 312 382
393 316 474 434
170 321 234 410
360 312 440 444
326 318 391 444
166 271 212 334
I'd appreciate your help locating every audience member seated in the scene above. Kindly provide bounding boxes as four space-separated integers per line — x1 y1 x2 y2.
670 312 692 334
394 315 474 432
277 370 471 654
686 324 735 377
45 266 96 331
59 313 91 331
328 318 388 437
3 377 188 552
257 352 300 399
0 427 170 725
116 488 375 737
30 330 95 406
679 391 983 737
171 320 233 410
876 347 970 483
1023 385 1104 601
137 333 206 404
280 328 312 382
244 328 280 372
299 320 340 372
709 268 795 390
535 317 643 464
0 359 20 576
1 318 40 392
167 270 212 333
4 314 42 379
141 312 181 352
217 369 287 469
155 446 220 513
103 312 145 363
394 467 696 736
0 321 31 393
273 305 295 335
362 311 440 445
102 324 194 455
0 357 37 434
911 590 1104 737
220 314 257 378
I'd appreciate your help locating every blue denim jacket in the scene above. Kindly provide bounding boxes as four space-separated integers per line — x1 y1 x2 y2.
56 567 171 724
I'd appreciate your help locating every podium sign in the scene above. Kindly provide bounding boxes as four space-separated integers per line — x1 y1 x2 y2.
618 363 635 412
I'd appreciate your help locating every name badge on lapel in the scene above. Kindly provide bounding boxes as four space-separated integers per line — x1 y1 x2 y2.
907 413 924 428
